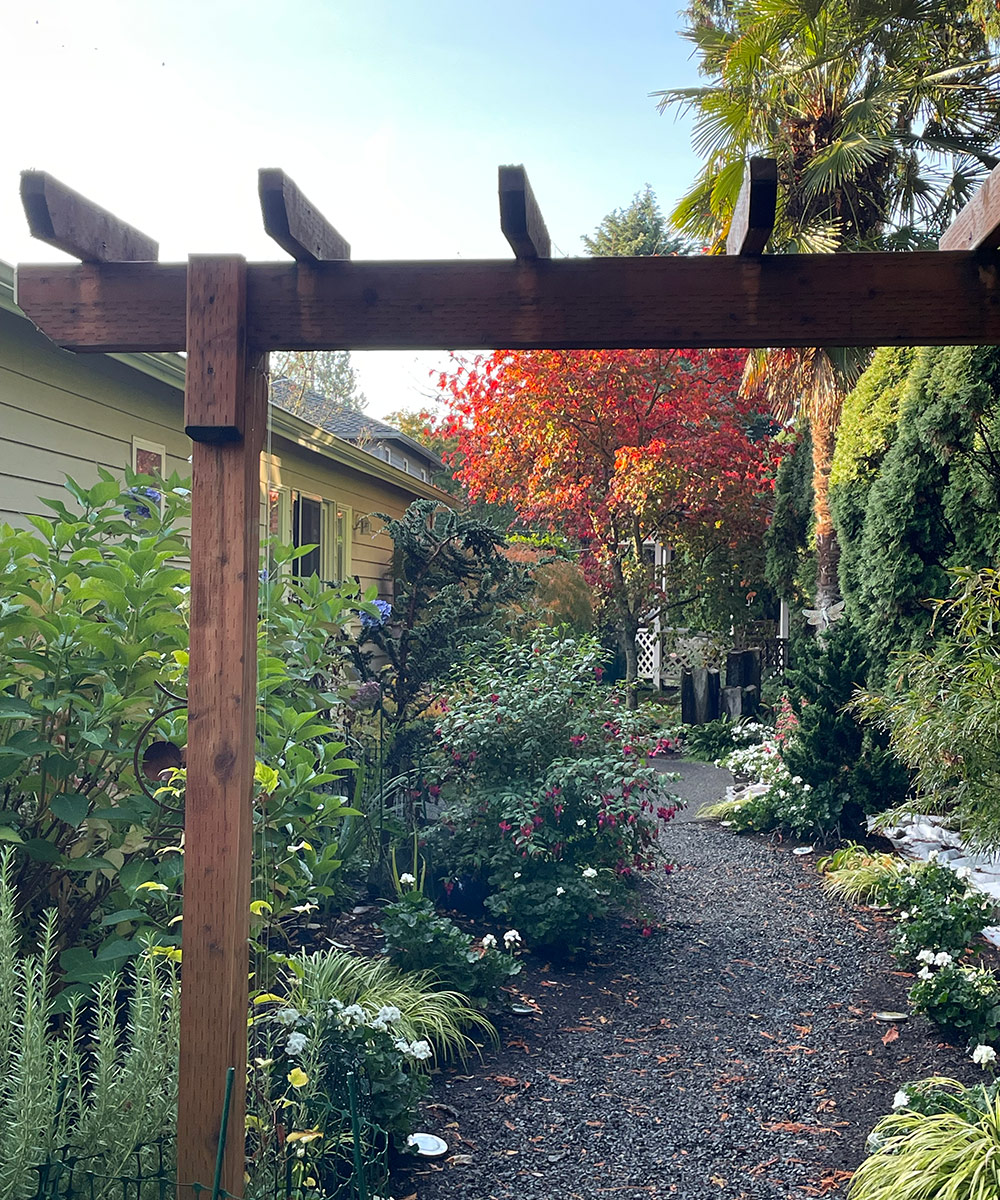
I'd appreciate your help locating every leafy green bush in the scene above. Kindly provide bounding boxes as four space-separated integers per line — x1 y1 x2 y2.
682 717 766 762
856 568 1000 849
349 500 532 735
0 471 191 976
878 859 995 967
705 739 838 837
0 849 179 1199
379 888 521 1008
426 631 680 952
851 1077 1000 1200
781 623 910 830
908 962 1000 1046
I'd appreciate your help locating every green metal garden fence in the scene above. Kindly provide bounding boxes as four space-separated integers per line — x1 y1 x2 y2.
30 1071 389 1200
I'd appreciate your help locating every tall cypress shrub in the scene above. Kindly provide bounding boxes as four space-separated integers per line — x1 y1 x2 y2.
854 345 1000 678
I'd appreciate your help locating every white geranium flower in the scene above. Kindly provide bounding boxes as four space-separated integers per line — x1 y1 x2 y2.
503 929 522 948
917 966 934 981
481 934 498 951
577 818 587 827
370 1005 402 1030
275 1007 301 1026
927 849 939 862
339 1004 366 1026
285 1032 309 1056
399 872 416 886
513 871 521 880
957 867 973 880
933 951 953 967
582 867 597 879
973 1044 998 1067
892 1089 909 1110
555 886 566 896
900 911 910 920
399 1039 432 1061
916 949 936 965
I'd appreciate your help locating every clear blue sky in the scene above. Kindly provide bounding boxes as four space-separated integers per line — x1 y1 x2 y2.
2 1 705 412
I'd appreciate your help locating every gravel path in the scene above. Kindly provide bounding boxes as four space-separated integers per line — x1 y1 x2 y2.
400 760 975 1200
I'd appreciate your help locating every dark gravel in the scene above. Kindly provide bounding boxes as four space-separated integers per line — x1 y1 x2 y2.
398 760 978 1200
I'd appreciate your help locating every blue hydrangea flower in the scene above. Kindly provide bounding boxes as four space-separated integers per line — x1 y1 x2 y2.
360 599 393 631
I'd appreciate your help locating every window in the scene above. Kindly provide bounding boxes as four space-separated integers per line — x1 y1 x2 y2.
293 493 323 578
131 436 166 478
278 490 353 584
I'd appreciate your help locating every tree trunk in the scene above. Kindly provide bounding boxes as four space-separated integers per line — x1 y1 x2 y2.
622 627 640 710
811 417 841 613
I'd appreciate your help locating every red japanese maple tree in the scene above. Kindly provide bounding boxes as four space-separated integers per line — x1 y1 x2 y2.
438 347 783 701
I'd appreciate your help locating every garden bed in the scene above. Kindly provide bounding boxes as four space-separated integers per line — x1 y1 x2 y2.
386 763 982 1200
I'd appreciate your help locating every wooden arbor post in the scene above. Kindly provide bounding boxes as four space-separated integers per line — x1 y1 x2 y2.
178 256 266 1196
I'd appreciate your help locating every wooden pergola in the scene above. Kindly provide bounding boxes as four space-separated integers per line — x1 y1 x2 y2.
14 158 1000 1197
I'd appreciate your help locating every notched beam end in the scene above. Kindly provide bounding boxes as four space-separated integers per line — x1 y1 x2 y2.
258 168 350 262
726 157 778 256
499 164 551 260
19 170 159 262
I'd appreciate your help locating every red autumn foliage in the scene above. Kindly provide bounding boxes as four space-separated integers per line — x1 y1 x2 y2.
437 347 784 693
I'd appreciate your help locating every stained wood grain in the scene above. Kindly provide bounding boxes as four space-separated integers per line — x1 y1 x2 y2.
499 165 551 259
940 161 1000 251
177 256 264 1197
258 168 350 262
19 171 158 262
726 157 778 256
16 252 1000 353
184 256 248 441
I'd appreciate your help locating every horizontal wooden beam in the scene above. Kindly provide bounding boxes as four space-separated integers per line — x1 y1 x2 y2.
940 161 1000 251
20 171 158 262
727 158 778 256
14 250 1000 354
258 169 350 262
499 165 551 260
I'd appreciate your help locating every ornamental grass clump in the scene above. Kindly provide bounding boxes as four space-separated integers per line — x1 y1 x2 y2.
817 843 906 904
850 1077 1000 1200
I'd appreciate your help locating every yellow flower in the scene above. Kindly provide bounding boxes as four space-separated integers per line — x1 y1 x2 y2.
286 1067 309 1088
286 1130 323 1144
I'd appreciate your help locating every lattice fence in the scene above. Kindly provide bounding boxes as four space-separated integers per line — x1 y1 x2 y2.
638 624 786 688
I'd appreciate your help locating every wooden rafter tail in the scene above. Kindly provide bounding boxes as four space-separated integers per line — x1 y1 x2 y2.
19 171 158 263
258 168 350 262
499 165 551 260
726 157 778 256
939 160 1000 252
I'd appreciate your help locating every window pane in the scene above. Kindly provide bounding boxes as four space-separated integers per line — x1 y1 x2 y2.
294 495 322 578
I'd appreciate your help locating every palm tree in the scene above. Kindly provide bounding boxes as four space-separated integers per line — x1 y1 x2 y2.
657 0 1000 611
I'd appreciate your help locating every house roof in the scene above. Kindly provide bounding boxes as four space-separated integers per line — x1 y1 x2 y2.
270 377 444 471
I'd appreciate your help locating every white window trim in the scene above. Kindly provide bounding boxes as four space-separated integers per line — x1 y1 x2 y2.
131 436 167 476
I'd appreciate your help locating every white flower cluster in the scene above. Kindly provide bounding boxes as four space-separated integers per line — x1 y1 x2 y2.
371 1005 402 1031
892 1089 909 1110
399 872 416 886
972 1043 998 1067
481 934 498 950
581 867 598 879
504 929 521 948
915 948 954 980
394 1038 433 1061
731 721 767 743
285 1031 309 1056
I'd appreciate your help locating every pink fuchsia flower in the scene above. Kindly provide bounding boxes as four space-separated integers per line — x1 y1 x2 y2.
594 666 604 680
429 785 441 798
569 734 587 748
